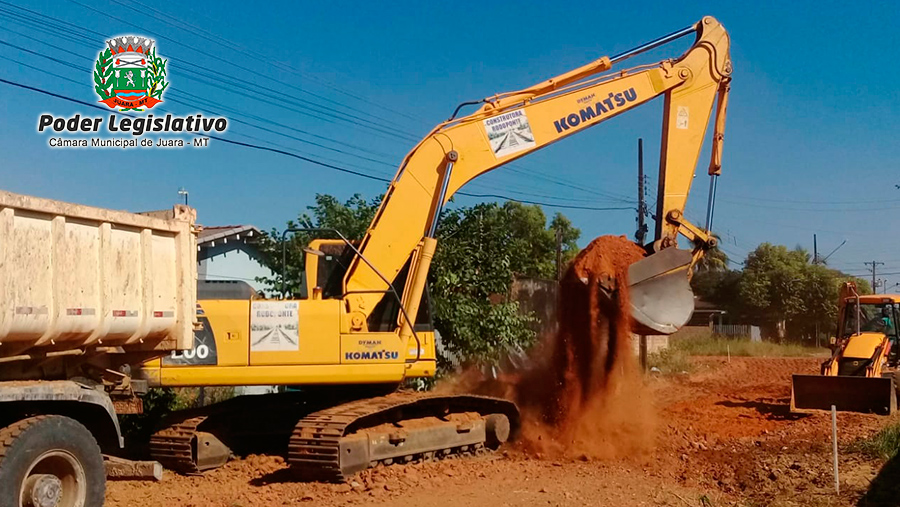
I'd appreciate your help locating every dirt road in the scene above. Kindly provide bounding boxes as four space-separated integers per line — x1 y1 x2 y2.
106 357 898 506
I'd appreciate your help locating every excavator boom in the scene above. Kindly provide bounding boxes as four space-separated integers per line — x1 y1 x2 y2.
342 16 732 336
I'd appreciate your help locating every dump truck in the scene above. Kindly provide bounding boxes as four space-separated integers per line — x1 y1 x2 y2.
791 281 900 414
0 190 197 506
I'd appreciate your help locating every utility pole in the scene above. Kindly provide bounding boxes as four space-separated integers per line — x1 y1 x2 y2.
813 234 818 265
635 138 648 245
865 261 884 292
636 138 648 372
555 228 562 281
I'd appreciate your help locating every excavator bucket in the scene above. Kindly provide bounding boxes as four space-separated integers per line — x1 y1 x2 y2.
628 248 695 335
790 374 896 415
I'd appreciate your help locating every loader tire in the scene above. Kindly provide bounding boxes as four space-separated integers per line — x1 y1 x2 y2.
0 415 106 507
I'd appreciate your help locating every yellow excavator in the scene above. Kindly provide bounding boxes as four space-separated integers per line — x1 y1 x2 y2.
136 16 732 480
791 282 900 414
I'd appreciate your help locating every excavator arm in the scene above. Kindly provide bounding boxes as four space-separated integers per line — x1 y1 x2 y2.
328 16 731 337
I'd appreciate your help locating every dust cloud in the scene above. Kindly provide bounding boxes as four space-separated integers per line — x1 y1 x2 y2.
455 235 658 459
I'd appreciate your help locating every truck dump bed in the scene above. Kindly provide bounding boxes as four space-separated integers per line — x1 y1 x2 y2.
0 190 196 359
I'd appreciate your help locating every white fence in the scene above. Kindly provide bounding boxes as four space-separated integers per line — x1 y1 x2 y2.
712 324 762 341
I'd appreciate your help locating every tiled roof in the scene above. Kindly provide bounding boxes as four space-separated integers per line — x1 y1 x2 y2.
198 225 261 246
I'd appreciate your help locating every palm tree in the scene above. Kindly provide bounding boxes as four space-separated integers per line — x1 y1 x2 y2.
695 234 730 272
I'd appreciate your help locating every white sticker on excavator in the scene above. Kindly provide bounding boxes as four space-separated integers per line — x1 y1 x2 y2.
250 301 299 352
676 106 689 129
483 109 536 158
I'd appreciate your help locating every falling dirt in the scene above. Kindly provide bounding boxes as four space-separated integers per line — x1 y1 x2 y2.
462 235 656 460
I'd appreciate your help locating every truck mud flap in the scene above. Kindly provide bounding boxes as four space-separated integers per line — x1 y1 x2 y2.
790 374 896 415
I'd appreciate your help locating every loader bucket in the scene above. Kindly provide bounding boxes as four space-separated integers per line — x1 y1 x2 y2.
628 248 695 335
790 374 896 415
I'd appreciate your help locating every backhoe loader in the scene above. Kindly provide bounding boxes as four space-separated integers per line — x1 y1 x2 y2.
791 282 900 414
137 16 733 480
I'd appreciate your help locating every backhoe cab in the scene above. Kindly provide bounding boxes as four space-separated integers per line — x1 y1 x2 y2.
791 282 900 415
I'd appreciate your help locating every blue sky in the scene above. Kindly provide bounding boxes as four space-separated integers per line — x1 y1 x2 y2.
1 1 899 286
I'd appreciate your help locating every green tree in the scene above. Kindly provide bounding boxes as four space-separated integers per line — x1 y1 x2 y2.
691 268 740 309
690 235 732 305
430 202 574 366
694 234 729 273
429 202 581 365
255 193 381 297
550 213 581 275
256 196 579 370
713 243 872 342
738 243 810 338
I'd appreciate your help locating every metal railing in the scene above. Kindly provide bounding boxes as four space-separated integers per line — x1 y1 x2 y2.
712 324 751 337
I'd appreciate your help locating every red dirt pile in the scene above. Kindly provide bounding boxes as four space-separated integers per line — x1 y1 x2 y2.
463 235 657 459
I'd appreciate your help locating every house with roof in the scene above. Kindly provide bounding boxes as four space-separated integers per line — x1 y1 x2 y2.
196 225 280 396
197 225 275 294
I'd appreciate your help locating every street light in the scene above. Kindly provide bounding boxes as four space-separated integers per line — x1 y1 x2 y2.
177 187 189 206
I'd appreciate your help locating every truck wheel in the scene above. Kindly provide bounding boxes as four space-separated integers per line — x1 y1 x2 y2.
0 416 105 507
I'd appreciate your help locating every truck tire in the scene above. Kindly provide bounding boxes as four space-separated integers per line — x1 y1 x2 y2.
0 415 105 507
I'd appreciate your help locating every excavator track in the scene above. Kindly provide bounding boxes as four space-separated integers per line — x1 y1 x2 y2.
149 416 208 475
287 392 519 482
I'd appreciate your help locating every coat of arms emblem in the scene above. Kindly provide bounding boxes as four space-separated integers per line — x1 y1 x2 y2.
94 36 168 111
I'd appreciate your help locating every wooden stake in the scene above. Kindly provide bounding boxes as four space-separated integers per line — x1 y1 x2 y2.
831 405 839 494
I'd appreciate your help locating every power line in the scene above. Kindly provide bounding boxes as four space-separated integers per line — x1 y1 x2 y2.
0 18 630 204
1 0 638 202
0 40 632 206
719 198 900 212
109 0 416 132
0 25 639 205
124 0 427 126
0 20 421 152
720 193 900 205
455 192 632 211
1 0 421 129
0 76 398 182
0 76 635 212
4 0 423 144
0 3 646 204
0 35 404 168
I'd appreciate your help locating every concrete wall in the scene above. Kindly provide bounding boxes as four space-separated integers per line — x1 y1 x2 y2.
509 276 558 339
509 276 674 359
630 334 669 356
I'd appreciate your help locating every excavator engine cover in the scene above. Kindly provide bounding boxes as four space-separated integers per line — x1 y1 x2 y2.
790 374 896 415
628 248 695 335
